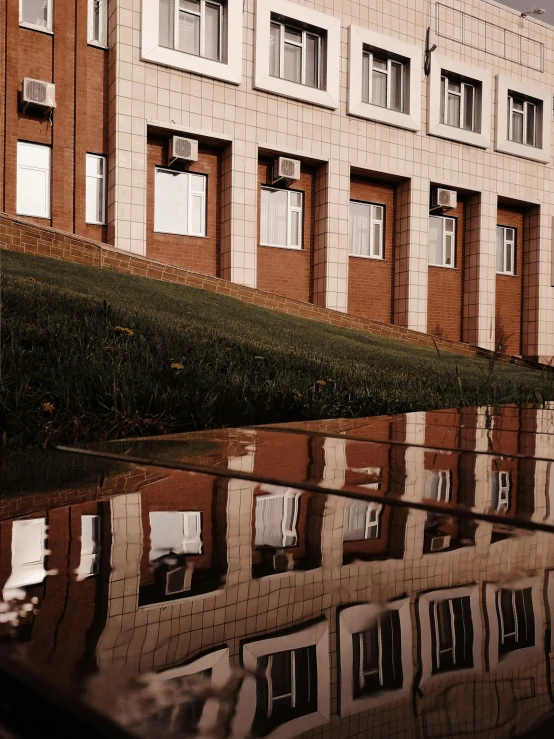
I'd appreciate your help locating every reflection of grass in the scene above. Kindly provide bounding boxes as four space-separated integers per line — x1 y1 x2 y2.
2 249 554 448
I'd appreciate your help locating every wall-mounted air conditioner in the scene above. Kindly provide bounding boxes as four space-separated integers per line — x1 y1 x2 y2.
272 551 295 573
273 156 301 184
22 78 56 109
431 187 457 210
430 535 451 552
165 565 193 595
169 136 199 166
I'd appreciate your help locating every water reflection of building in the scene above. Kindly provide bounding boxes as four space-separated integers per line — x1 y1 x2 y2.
4 406 554 737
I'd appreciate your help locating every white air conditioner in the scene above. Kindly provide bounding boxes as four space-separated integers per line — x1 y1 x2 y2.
22 78 56 109
272 551 295 572
431 187 457 210
273 156 301 184
165 565 193 595
430 535 451 552
169 136 199 166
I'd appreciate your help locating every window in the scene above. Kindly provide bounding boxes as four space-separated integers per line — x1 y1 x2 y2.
159 0 224 62
352 610 403 697
260 186 303 249
440 74 476 131
20 0 52 31
255 490 300 548
492 471 510 511
270 19 322 89
496 588 535 658
154 168 206 236
508 94 537 147
424 470 451 502
88 0 107 46
17 142 51 219
362 51 404 112
149 511 203 562
349 201 384 258
253 647 318 735
343 501 382 541
86 154 106 225
429 215 455 267
4 519 47 594
76 515 100 580
430 596 474 674
496 226 516 275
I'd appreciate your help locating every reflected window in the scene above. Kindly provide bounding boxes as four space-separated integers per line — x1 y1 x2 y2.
76 515 100 581
344 501 382 541
491 471 510 511
149 511 203 561
254 647 317 735
424 469 451 502
496 588 535 658
255 490 300 548
352 609 402 697
430 596 473 673
4 519 47 594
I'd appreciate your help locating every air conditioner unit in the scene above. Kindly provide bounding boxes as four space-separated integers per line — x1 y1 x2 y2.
22 78 56 109
430 535 451 552
165 565 193 595
273 156 301 184
431 187 457 210
272 551 295 573
169 136 199 166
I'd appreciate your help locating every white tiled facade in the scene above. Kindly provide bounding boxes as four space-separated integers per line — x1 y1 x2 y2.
107 0 554 359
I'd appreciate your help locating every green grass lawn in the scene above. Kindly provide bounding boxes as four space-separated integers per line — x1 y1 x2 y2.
2 248 554 448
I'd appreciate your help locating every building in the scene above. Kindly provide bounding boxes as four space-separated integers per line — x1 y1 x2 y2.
3 0 554 360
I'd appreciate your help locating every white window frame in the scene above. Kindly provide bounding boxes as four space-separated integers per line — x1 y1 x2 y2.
154 168 207 237
339 599 412 716
440 74 476 132
160 0 224 62
492 470 510 511
432 598 460 670
141 0 242 85
495 74 550 163
428 54 491 149
76 514 101 581
270 20 322 89
235 620 329 739
343 500 382 541
254 0 340 110
424 469 451 502
3 518 48 598
86 153 107 225
485 578 543 670
429 215 456 268
508 94 537 147
19 0 53 32
363 51 404 112
349 201 384 259
496 226 516 276
255 487 300 548
16 141 51 219
149 510 203 562
88 0 108 47
260 186 303 250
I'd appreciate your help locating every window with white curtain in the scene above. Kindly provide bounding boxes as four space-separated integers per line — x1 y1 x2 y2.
440 74 476 132
17 142 51 218
343 500 382 541
159 0 224 62
349 201 384 258
20 0 53 31
496 226 516 275
491 471 510 511
508 94 538 147
424 470 451 502
88 0 107 46
76 515 101 580
269 18 323 89
3 519 47 594
362 50 404 112
255 489 300 548
429 215 455 268
149 511 203 561
260 186 303 249
154 168 206 236
86 154 106 225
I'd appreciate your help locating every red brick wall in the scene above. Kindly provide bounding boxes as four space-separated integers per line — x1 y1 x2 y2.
257 158 315 303
348 177 395 322
146 135 221 275
496 206 524 356
427 199 465 342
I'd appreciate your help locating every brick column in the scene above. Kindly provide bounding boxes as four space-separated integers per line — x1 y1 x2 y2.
323 156 349 312
527 204 554 362
313 162 328 307
394 177 429 332
463 191 496 350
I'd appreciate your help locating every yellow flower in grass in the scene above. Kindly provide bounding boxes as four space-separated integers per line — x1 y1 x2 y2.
42 402 55 414
171 362 184 370
254 356 264 360
114 326 134 336
316 379 326 386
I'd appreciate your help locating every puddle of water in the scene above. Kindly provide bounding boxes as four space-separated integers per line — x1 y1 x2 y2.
2 405 554 737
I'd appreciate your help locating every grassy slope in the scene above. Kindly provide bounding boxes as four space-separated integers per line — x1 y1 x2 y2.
1 248 554 447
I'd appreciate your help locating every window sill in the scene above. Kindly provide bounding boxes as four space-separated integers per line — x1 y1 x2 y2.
348 100 420 132
153 229 208 238
260 242 303 251
87 41 108 50
86 220 106 226
428 263 456 270
427 121 490 149
496 271 516 277
17 210 50 219
349 253 385 261
494 137 550 163
19 22 53 35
